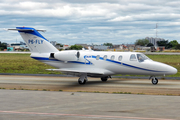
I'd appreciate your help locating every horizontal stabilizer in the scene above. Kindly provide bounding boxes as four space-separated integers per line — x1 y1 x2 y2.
8 28 46 32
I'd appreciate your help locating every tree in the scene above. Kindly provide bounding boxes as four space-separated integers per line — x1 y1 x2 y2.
56 43 63 47
0 41 7 51
169 40 179 49
157 40 179 49
157 40 170 48
103 43 113 48
69 45 83 50
135 39 149 46
175 44 180 50
146 43 154 47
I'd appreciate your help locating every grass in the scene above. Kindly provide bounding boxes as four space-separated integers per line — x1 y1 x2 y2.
0 53 60 74
0 53 179 77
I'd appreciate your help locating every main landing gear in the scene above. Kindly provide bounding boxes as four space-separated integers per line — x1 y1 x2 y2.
101 76 111 82
150 76 158 85
78 75 111 85
78 78 87 84
78 73 88 85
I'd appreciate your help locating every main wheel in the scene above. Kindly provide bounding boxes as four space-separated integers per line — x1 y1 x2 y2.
152 78 158 85
78 78 87 85
101 77 108 82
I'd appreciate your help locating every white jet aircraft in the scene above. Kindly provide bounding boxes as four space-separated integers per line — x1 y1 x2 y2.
8 27 177 85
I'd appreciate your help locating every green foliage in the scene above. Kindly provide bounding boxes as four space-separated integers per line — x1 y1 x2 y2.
69 45 83 50
157 40 168 47
103 43 113 47
56 43 63 47
0 42 7 50
175 44 180 50
169 40 179 49
157 40 179 49
135 39 149 46
146 43 154 47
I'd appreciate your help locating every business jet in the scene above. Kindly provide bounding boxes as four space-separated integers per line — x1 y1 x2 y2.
8 27 177 85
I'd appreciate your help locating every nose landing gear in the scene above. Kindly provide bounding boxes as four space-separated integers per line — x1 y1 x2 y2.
150 76 158 85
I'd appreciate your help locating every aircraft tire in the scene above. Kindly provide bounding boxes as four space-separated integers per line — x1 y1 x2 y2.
152 78 158 85
101 77 108 82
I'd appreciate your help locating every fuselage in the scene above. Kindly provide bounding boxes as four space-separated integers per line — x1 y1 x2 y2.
31 50 177 77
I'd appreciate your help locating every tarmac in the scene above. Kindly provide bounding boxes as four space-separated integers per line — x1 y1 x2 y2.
0 75 180 120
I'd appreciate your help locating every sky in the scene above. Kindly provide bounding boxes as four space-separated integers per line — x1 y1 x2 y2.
1 0 180 45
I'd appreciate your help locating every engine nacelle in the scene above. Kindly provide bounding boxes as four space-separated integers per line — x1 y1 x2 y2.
51 51 80 61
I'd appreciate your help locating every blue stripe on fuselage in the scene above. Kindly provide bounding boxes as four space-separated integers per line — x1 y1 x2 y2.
31 57 60 61
91 55 166 72
31 57 92 64
31 56 166 72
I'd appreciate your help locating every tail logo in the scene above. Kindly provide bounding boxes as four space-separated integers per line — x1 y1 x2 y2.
28 39 44 44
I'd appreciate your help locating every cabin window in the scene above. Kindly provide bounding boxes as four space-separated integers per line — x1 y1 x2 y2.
103 55 107 60
118 55 122 61
111 55 115 60
130 54 137 61
96 55 100 60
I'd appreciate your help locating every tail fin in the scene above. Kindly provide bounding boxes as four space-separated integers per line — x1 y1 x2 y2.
8 27 59 53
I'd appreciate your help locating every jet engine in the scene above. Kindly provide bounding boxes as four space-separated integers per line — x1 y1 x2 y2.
50 51 80 61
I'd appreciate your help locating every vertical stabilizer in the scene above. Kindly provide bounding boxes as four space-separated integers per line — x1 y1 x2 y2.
9 27 59 53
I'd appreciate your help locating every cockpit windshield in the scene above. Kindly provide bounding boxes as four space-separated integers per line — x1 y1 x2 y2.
137 54 150 62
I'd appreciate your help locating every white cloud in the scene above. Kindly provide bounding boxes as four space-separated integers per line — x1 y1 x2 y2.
1 0 180 44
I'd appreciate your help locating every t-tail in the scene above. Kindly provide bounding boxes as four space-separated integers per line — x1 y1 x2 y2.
8 27 59 53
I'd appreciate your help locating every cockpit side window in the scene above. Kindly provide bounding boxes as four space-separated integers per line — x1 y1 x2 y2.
130 54 137 61
137 54 150 62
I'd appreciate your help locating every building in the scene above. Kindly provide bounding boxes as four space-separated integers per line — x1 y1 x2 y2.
145 37 165 47
63 45 70 50
10 42 29 51
7 47 14 51
93 45 108 51
10 43 21 50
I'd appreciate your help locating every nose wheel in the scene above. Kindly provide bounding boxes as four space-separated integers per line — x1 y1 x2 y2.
151 77 158 85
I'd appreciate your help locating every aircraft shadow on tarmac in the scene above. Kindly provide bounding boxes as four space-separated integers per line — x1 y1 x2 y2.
57 79 171 90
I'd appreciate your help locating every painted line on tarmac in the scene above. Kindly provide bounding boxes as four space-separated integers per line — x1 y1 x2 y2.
0 110 175 120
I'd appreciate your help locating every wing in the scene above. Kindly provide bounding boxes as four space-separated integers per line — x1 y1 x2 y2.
46 68 112 77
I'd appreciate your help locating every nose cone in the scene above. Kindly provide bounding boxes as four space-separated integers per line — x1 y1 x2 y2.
153 61 177 75
159 62 177 75
168 66 177 75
